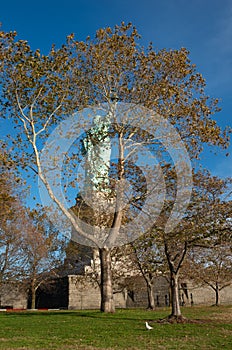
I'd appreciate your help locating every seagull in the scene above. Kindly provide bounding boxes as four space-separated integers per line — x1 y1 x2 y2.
145 321 153 330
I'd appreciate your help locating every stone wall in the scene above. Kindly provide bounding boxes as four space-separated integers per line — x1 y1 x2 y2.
181 280 232 306
1 275 231 310
0 282 27 309
68 274 232 309
68 275 100 310
68 275 127 309
125 275 170 308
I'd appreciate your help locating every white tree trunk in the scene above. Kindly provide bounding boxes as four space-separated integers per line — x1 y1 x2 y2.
170 271 181 317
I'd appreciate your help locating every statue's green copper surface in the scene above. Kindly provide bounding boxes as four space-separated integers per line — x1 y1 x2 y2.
82 114 111 192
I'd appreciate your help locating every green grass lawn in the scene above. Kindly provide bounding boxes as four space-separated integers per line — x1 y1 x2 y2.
0 306 231 349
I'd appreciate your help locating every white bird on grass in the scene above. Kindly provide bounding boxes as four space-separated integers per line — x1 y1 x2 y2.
145 321 153 330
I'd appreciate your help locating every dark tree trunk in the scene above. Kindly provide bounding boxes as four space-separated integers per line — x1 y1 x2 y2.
215 282 219 306
99 247 115 313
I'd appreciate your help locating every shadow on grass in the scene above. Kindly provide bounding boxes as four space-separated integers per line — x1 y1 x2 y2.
3 308 169 322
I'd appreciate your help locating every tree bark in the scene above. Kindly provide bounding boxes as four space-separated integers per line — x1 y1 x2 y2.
170 271 181 317
99 247 115 313
31 278 36 309
215 282 219 306
146 278 155 310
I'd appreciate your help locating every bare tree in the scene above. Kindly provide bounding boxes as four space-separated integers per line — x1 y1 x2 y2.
21 208 65 309
130 232 166 309
185 174 232 306
160 171 232 319
0 150 26 305
188 243 232 306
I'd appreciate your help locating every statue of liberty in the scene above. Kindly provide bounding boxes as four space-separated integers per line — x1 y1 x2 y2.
77 98 118 246
81 113 111 196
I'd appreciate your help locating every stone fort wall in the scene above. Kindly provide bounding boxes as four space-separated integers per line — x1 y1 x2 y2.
1 275 232 310
68 275 232 309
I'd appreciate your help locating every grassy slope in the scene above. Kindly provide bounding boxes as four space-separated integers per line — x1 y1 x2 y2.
0 306 231 349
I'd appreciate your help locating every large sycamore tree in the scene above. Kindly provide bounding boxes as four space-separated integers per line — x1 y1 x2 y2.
0 23 230 313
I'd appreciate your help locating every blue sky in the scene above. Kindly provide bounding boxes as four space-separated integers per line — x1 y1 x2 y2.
1 0 231 190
